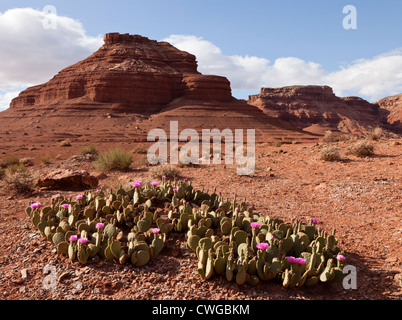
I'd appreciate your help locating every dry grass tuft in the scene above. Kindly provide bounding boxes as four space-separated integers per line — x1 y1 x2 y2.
93 148 132 172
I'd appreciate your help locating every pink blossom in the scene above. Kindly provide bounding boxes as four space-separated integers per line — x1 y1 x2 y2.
76 195 83 200
152 228 160 234
336 254 346 261
250 222 261 229
173 188 177 192
311 218 319 224
162 175 166 179
96 189 101 193
150 181 158 187
96 223 104 229
256 242 269 250
78 237 88 244
287 256 297 264
69 235 78 242
296 258 306 265
30 202 41 209
61 204 69 209
132 182 141 188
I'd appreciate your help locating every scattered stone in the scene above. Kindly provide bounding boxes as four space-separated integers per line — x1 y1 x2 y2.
37 169 99 190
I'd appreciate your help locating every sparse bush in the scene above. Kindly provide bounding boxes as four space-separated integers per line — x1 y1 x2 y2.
0 167 37 193
79 145 99 157
93 148 132 172
271 140 282 147
321 130 352 143
132 145 148 154
40 155 51 165
0 155 20 168
366 127 383 141
19 157 34 166
320 146 341 162
5 163 27 174
59 139 72 147
348 140 375 158
149 164 181 179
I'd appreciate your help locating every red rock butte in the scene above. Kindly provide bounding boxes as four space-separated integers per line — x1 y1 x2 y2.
9 33 232 114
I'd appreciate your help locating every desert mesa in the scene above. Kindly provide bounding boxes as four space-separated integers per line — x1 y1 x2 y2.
0 32 401 156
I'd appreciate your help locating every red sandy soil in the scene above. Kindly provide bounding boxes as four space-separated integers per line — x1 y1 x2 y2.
0 138 401 300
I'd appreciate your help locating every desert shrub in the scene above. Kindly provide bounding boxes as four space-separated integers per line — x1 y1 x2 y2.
0 155 20 168
19 157 34 166
40 155 51 165
149 164 181 179
366 127 383 141
59 139 72 147
93 148 132 172
79 145 99 157
348 140 375 157
5 163 27 174
320 146 341 162
271 140 282 147
0 167 37 193
321 130 352 143
132 145 148 154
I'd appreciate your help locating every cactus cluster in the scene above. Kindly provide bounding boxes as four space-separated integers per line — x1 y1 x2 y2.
26 178 346 288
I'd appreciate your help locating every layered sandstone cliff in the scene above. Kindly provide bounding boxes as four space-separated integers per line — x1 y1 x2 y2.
248 86 386 135
377 94 402 133
10 33 232 114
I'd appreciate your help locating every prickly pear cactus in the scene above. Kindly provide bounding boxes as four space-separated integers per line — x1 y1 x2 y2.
26 178 346 289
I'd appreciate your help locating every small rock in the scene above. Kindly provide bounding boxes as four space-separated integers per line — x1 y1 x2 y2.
21 269 28 279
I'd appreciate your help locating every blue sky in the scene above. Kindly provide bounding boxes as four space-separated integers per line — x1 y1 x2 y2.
1 1 402 109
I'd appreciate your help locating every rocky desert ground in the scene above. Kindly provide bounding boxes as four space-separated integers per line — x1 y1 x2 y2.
0 137 400 300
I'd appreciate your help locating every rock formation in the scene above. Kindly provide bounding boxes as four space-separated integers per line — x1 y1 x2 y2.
10 33 232 114
0 33 318 148
248 86 386 135
377 94 402 133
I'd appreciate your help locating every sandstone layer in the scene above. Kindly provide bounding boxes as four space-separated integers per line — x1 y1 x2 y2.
248 86 387 135
9 33 232 115
377 94 402 133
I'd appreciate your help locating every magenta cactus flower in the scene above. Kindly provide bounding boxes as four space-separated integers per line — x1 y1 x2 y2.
287 256 297 264
150 181 158 187
296 258 306 265
162 175 166 179
336 254 346 261
96 222 104 229
61 204 69 209
132 182 141 188
76 195 83 200
311 218 319 224
173 188 177 192
69 235 78 242
78 237 88 244
152 228 160 234
250 222 261 229
96 189 101 193
256 242 269 250
30 202 41 209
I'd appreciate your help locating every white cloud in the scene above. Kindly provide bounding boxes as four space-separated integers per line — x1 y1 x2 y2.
164 34 402 102
0 7 103 110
